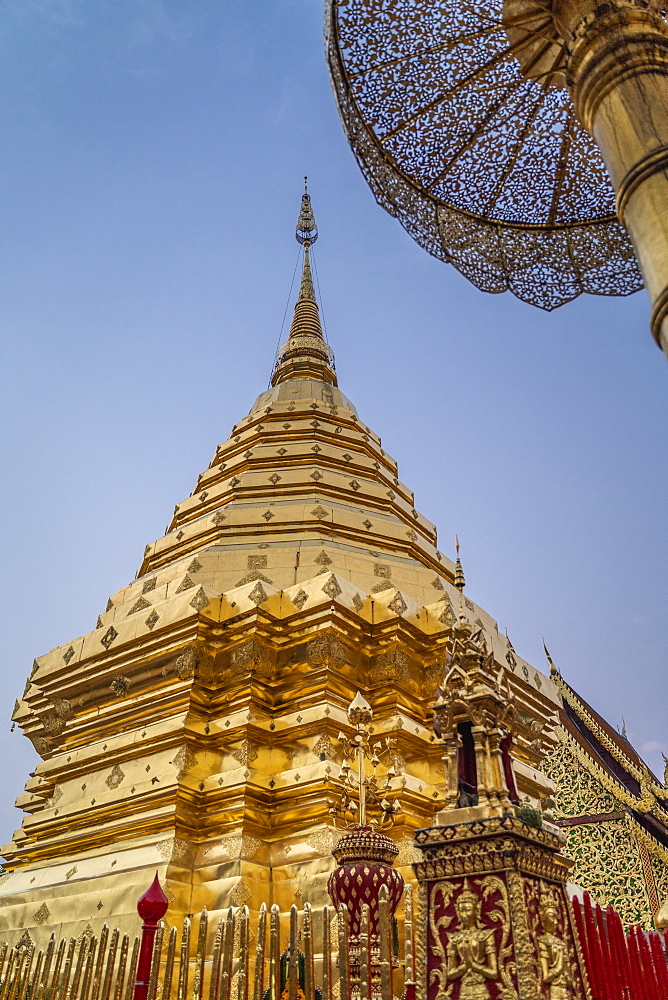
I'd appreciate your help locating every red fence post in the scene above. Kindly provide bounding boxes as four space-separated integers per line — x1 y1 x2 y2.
581 892 604 998
134 873 169 1000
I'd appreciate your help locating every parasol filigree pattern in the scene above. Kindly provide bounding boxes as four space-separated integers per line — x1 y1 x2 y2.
326 0 643 309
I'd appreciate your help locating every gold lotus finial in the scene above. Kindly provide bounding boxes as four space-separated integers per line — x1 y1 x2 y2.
347 691 373 725
328 691 401 829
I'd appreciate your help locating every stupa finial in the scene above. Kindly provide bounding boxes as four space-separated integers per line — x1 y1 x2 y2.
296 178 318 248
454 536 466 592
271 182 337 387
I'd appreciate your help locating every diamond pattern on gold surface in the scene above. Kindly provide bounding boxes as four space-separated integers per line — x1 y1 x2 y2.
105 764 125 790
63 646 75 665
262 510 274 521
33 903 50 925
212 511 227 525
232 740 258 766
100 627 117 649
388 592 408 616
311 505 328 519
170 746 197 778
229 879 252 907
175 575 194 593
312 733 336 760
128 596 151 615
142 577 156 593
321 574 342 600
306 828 341 856
248 582 268 605
292 589 309 610
438 600 456 627
145 610 160 630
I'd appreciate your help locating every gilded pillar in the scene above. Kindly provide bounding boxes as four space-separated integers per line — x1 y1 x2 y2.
506 0 668 356
564 0 668 354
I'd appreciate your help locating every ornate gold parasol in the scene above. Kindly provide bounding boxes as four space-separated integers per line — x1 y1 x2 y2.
326 0 655 316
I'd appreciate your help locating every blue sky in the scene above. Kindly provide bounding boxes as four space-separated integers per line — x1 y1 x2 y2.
0 0 666 849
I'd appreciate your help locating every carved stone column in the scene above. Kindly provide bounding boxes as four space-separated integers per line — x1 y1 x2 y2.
505 0 668 357
413 816 591 1000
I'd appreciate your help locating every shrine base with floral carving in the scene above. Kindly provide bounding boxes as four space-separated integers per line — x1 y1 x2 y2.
413 816 590 1000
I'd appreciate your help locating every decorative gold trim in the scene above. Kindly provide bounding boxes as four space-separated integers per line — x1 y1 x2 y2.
556 729 654 811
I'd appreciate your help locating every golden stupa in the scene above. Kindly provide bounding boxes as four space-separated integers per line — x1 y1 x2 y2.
1 190 666 943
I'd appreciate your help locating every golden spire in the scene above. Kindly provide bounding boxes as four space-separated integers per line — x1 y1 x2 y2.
271 180 337 387
454 536 466 592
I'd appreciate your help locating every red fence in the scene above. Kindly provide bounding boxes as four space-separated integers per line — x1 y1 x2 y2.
573 893 668 1000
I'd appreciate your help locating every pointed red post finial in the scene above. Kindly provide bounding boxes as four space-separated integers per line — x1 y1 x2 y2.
134 873 169 1000
137 872 169 923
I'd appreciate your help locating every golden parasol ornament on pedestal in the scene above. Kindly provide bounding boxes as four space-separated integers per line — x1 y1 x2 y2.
326 0 668 354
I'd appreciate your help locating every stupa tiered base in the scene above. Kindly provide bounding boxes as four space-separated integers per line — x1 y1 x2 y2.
413 814 590 1000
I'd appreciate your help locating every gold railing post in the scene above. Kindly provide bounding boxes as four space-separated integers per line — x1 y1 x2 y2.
102 929 120 1000
177 918 190 1000
268 906 280 1000
336 906 350 1000
288 907 298 1000
403 885 415 1000
252 904 266 1000
237 907 250 1000
146 923 164 1000
161 929 177 1000
193 910 208 1000
80 937 97 1000
208 919 224 1000
219 909 235 1000
321 907 331 1000
111 936 128 1000
378 888 391 1000
302 904 314 1000
358 907 370 1000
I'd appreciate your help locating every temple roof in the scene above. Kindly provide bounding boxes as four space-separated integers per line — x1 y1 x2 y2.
550 666 668 845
